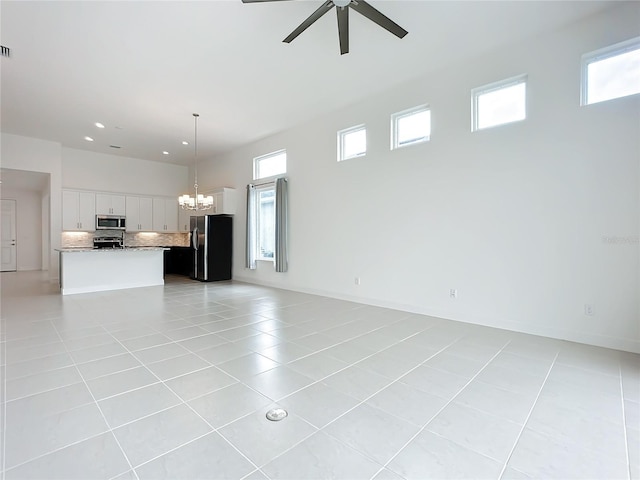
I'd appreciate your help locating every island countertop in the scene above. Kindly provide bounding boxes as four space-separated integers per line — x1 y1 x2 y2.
56 247 170 252
58 248 167 295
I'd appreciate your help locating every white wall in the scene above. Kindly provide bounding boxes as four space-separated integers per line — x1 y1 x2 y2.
201 4 640 353
1 187 42 271
62 148 188 196
1 133 62 280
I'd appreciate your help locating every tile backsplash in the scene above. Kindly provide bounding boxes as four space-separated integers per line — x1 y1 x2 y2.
61 231 189 248
125 232 189 248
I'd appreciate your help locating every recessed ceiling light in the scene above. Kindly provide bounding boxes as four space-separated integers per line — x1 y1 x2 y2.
84 136 94 142
95 122 105 129
162 151 169 155
182 141 189 145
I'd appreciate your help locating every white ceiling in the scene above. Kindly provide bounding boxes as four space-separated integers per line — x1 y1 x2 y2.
1 0 614 166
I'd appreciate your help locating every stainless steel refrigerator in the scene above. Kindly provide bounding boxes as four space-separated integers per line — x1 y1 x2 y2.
190 215 232 282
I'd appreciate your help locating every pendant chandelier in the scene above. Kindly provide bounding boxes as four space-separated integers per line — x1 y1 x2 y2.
178 113 213 211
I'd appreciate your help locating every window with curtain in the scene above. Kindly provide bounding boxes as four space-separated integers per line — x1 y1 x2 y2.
246 162 288 272
256 185 275 261
245 180 288 271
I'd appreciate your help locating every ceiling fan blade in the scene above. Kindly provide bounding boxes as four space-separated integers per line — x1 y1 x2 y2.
283 0 333 44
241 0 293 3
350 0 408 39
337 6 349 55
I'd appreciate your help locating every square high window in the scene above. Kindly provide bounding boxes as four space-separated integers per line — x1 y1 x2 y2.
472 75 527 131
338 125 367 161
391 105 431 149
581 37 640 106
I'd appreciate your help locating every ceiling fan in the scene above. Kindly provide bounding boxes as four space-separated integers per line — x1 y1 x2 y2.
241 0 408 55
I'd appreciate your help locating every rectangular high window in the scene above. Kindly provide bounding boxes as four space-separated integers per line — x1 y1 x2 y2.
581 37 640 106
472 75 527 131
391 105 431 149
254 150 286 180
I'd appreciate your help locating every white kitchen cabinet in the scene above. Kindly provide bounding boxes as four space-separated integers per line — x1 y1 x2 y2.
178 206 198 232
210 187 236 215
175 187 235 231
62 190 96 231
96 193 126 215
125 196 153 232
152 197 178 232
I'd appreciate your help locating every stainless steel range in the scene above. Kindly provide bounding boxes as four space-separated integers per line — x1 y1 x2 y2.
93 235 123 249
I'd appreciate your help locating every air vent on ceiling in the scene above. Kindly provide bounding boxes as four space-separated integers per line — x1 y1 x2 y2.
109 145 122 149
1 45 11 58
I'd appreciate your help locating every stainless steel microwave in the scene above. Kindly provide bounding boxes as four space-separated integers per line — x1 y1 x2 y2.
96 215 126 230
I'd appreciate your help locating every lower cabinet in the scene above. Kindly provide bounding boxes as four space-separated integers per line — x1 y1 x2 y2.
164 247 193 276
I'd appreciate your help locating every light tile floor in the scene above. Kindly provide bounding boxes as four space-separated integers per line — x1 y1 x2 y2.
1 271 638 479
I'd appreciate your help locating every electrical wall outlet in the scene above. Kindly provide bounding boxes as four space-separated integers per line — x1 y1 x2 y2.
584 304 594 316
449 289 457 298
354 277 361 285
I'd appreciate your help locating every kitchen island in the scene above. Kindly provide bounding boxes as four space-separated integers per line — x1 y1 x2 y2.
57 247 168 295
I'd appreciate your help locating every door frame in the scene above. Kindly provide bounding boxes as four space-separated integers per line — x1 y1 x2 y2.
1 198 18 272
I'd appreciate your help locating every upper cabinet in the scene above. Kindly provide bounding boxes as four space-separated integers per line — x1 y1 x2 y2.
176 188 237 232
125 196 153 232
211 187 236 215
62 190 96 231
96 193 126 215
177 204 203 233
152 197 179 232
61 189 231 234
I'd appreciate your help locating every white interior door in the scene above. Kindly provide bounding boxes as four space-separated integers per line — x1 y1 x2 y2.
1 199 17 272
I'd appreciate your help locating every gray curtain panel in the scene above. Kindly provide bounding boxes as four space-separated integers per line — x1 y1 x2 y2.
275 177 289 273
245 184 257 270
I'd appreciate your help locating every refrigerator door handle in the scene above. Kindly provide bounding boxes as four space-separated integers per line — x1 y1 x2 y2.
192 227 199 250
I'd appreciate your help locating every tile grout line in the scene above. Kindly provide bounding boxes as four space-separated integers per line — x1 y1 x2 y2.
618 363 632 480
370 338 515 479
256 335 467 477
496 351 559 480
101 325 265 476
11 282 628 476
3 430 133 474
182 313 443 423
50 322 141 480
169 315 435 476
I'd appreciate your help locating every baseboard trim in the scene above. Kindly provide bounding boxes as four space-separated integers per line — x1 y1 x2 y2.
233 275 639 354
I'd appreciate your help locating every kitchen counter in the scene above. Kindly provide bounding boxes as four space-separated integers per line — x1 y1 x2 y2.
57 247 169 252
57 248 168 295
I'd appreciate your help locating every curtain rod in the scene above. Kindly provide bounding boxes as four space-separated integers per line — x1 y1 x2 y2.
249 177 287 188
